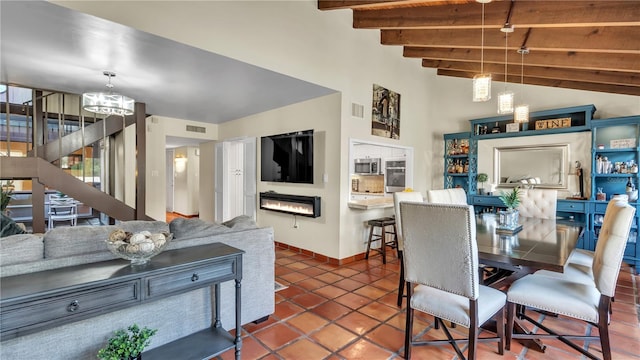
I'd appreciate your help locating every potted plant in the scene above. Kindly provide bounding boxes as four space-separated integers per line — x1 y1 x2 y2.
97 324 157 360
1 180 15 215
476 173 488 195
497 187 521 230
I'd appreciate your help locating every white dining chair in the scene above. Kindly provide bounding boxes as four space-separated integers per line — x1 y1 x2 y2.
393 191 424 306
505 200 636 360
426 188 467 205
48 195 78 229
517 189 557 219
400 202 506 359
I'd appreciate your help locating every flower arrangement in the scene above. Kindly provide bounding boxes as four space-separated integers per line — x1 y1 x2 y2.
97 324 157 360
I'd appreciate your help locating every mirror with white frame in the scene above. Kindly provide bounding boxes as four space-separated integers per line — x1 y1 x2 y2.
494 144 569 189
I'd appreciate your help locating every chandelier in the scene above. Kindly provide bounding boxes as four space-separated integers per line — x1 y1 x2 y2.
497 23 514 114
82 71 134 116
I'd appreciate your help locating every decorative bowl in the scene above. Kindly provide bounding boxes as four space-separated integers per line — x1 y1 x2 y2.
106 230 173 265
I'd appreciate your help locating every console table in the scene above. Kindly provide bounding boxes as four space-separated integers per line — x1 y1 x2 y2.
0 243 244 360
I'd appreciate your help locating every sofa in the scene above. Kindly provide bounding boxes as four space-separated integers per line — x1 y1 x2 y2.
0 216 275 359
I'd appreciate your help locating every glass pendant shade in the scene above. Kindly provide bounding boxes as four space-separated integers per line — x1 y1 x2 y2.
497 91 514 114
473 73 492 102
82 71 134 116
82 92 134 116
514 104 530 123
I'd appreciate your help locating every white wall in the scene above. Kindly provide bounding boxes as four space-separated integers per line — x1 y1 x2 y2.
60 1 639 260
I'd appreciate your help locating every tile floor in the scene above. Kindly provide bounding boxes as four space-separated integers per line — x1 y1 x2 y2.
215 246 639 360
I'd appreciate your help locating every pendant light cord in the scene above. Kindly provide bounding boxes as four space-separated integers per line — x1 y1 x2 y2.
504 32 508 90
481 3 485 73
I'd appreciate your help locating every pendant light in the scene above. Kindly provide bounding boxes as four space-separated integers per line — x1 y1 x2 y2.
514 47 530 123
497 23 514 114
82 71 135 116
472 0 492 102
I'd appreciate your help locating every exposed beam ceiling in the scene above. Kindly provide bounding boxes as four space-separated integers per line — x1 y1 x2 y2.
318 0 640 96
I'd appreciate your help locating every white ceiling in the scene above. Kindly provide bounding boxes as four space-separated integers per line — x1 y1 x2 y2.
0 1 336 126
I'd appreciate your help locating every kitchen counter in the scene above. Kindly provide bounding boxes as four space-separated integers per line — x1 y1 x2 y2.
348 197 394 210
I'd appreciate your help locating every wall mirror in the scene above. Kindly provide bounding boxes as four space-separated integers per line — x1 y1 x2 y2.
494 144 569 189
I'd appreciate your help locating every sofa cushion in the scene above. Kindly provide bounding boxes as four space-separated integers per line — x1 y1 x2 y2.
169 218 231 240
0 234 44 265
222 215 258 230
44 226 116 258
118 220 170 234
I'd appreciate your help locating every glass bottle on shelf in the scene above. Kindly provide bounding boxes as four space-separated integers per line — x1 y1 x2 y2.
464 159 469 173
596 187 606 201
491 122 500 133
627 177 635 193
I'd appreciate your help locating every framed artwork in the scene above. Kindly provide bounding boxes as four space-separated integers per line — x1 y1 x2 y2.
371 84 400 139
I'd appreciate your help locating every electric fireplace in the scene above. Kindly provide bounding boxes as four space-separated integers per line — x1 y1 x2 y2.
259 192 321 218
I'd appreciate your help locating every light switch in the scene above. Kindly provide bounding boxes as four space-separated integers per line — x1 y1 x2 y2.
323 173 329 183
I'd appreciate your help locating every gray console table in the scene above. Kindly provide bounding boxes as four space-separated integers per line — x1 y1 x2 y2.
0 242 243 360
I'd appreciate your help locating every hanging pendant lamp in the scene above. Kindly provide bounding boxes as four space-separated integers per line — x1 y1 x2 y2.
472 0 492 102
514 47 530 123
82 71 134 116
497 23 514 114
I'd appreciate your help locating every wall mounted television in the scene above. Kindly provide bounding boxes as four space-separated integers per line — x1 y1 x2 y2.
261 129 314 184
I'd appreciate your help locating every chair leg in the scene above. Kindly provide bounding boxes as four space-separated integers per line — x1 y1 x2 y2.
598 297 612 360
365 225 374 259
397 251 405 307
468 299 478 360
505 302 515 351
496 307 505 355
404 283 413 359
381 226 387 264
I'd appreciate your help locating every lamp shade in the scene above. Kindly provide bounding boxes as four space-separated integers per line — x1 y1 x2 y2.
497 91 514 114
82 92 134 116
514 104 530 123
472 73 492 102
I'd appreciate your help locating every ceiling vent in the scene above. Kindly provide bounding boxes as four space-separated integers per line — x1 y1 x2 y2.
186 125 206 133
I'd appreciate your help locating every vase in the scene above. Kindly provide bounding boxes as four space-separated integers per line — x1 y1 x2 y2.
497 209 519 230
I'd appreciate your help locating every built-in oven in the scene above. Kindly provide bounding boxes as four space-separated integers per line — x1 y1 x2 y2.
385 158 406 192
354 158 381 175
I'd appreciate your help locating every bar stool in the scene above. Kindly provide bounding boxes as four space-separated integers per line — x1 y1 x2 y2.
365 217 398 264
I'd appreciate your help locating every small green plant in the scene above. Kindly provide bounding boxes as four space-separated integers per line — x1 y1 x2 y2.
97 324 157 360
1 180 15 212
499 186 521 211
477 173 488 192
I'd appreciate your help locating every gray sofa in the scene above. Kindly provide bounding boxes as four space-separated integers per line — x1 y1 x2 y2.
0 216 275 359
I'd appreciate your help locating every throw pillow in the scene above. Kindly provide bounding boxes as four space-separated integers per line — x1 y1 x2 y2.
169 218 231 240
222 215 258 230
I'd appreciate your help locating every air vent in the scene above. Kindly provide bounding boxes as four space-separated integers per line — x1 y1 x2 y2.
186 125 206 133
351 103 364 118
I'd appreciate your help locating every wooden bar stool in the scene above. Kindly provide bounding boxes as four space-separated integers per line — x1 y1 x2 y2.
365 217 398 264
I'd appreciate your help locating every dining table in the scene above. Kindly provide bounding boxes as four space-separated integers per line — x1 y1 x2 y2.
474 213 585 353
476 213 584 278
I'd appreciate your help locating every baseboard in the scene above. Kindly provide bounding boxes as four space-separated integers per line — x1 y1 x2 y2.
274 241 366 266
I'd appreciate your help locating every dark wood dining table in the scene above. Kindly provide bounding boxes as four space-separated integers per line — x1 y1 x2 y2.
474 213 585 353
476 213 584 276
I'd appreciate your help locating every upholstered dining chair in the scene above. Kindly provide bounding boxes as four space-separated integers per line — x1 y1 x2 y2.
426 188 468 205
392 191 424 306
505 200 635 360
400 202 506 360
517 189 557 219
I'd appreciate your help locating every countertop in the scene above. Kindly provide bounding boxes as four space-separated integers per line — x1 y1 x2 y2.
348 197 394 210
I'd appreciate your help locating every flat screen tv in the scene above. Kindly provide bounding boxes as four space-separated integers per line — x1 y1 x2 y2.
261 129 314 184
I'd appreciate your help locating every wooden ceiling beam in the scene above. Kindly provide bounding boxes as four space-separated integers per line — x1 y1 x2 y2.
353 1 640 29
404 47 640 73
422 60 640 87
382 27 640 53
437 69 640 96
318 0 471 11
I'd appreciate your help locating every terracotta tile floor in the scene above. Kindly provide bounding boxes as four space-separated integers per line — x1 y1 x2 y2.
215 246 640 359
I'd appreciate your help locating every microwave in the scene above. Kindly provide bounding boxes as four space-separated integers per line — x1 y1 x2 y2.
354 158 381 175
